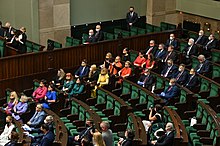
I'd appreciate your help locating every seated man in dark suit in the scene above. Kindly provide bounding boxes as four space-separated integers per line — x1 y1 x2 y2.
68 119 95 146
195 54 211 75
126 6 138 31
94 25 104 42
75 59 90 79
30 124 55 146
155 43 166 60
144 40 158 56
150 122 174 146
26 104 46 128
195 30 208 46
182 38 198 65
184 68 200 90
203 34 219 57
137 69 155 90
162 45 177 63
161 59 178 79
172 64 188 86
165 34 179 49
85 29 96 44
0 21 5 37
157 78 180 101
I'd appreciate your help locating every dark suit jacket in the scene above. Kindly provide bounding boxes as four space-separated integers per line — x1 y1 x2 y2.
195 35 208 46
0 27 4 37
185 75 200 90
121 138 133 146
75 66 90 78
161 65 178 79
88 70 99 82
94 30 104 42
126 12 138 24
161 85 180 99
138 74 154 89
155 131 174 146
163 51 178 63
79 126 94 142
195 60 210 74
5 27 15 41
173 70 189 85
155 49 167 60
144 46 158 56
183 44 197 57
165 39 179 49
4 140 17 146
86 35 96 43
38 131 55 146
204 39 219 51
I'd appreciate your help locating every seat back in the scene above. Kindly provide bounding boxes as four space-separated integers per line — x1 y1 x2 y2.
106 95 114 110
131 85 139 99
122 81 131 95
97 89 106 104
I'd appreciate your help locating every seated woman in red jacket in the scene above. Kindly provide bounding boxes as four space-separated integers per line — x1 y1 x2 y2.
141 53 155 70
133 51 146 67
32 79 47 102
116 61 132 85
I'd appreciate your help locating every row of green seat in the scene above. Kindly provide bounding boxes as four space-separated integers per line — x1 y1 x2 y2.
183 100 220 146
0 37 5 57
47 39 62 49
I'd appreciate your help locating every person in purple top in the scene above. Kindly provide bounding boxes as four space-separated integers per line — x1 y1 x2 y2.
4 91 18 115
42 84 57 109
12 95 28 121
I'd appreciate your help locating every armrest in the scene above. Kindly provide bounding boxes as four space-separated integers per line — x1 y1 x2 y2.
112 122 127 132
193 124 206 130
120 93 131 101
67 114 79 121
199 90 210 98
199 137 213 145
59 107 71 116
197 130 210 137
184 110 196 119
72 120 85 127
128 98 139 107
102 108 114 116
23 88 34 97
112 88 122 96
95 103 106 110
86 98 97 106
207 96 220 104
136 102 147 111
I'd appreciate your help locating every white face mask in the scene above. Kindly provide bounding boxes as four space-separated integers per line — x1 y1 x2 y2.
170 37 173 40
199 32 202 36
96 29 100 32
208 37 212 40
188 42 192 46
178 68 182 72
169 82 172 86
89 33 93 36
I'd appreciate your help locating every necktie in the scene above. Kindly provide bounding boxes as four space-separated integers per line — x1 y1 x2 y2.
156 50 162 58
146 47 153 55
164 52 171 62
164 66 172 77
80 67 85 76
205 40 212 49
167 86 172 92
80 127 91 139
186 75 194 86
186 46 192 56
176 72 183 80
195 36 201 44
169 40 173 45
143 75 149 83
197 64 203 73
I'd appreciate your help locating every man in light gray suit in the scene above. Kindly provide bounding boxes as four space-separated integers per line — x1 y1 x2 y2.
27 104 46 128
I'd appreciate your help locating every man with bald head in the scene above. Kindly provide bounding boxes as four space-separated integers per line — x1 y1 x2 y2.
4 22 15 41
195 30 208 46
94 25 104 42
183 38 198 64
150 122 174 146
144 40 158 56
195 54 210 75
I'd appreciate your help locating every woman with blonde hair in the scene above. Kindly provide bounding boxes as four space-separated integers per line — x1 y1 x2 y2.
93 132 106 146
4 91 18 115
12 95 28 121
52 68 65 89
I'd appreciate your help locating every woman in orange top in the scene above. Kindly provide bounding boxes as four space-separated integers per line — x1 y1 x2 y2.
133 51 146 67
117 61 132 84
142 53 155 69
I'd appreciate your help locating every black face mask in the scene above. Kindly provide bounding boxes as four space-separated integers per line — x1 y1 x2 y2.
6 122 10 126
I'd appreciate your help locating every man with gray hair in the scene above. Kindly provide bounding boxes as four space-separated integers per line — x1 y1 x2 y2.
195 54 210 75
183 38 198 64
150 122 174 146
100 121 114 146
